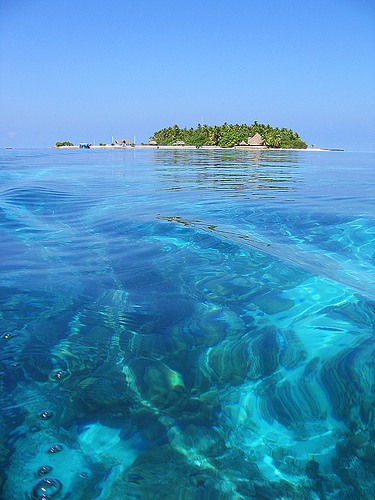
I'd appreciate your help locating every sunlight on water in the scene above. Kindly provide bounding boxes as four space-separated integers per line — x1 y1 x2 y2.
0 148 374 499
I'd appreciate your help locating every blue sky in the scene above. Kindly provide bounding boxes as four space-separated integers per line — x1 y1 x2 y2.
1 0 374 150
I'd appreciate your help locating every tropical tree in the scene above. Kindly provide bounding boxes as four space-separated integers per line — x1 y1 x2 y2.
151 122 308 148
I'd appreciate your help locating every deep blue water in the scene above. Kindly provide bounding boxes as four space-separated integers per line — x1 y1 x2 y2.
0 148 374 499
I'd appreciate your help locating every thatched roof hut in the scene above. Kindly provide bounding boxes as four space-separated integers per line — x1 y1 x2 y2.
148 139 157 145
247 133 263 146
173 140 185 146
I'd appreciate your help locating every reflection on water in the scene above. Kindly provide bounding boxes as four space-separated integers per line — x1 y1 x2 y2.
152 147 302 165
154 149 301 198
0 148 374 499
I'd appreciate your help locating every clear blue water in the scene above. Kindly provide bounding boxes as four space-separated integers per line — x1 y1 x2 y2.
0 148 374 499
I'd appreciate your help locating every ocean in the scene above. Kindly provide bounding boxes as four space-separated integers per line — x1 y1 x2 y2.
0 147 374 499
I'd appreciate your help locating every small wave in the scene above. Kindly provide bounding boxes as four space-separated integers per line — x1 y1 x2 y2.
156 214 375 301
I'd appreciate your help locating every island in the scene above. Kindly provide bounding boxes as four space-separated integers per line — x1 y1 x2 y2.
149 122 308 149
53 122 313 150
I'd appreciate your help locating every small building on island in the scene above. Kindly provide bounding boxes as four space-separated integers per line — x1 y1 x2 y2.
247 133 263 146
79 143 90 149
115 139 132 146
173 140 186 146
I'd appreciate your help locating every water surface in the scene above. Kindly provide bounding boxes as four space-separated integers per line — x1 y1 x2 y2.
0 148 374 499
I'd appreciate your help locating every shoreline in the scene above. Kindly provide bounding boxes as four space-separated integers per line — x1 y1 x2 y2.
52 145 334 152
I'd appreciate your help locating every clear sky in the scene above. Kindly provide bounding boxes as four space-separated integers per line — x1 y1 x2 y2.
1 0 374 151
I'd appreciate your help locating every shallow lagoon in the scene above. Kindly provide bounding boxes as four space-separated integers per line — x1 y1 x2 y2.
0 148 374 499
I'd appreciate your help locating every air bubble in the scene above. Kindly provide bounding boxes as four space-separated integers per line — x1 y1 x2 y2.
49 369 70 382
37 465 53 476
31 478 62 499
1 332 17 340
47 444 63 454
38 411 54 420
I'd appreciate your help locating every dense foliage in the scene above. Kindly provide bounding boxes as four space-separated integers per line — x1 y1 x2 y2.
55 141 73 147
151 122 307 148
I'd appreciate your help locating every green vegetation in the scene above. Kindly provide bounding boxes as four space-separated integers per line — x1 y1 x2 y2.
55 141 73 147
151 122 308 149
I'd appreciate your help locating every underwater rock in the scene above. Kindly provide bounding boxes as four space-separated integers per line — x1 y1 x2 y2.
321 300 374 328
126 472 145 484
236 480 256 497
194 272 258 305
0 442 9 463
124 357 208 421
121 436 309 500
305 458 319 479
204 325 279 387
111 351 219 428
31 477 62 499
185 303 245 347
168 423 228 461
106 444 222 500
205 337 249 386
76 367 130 412
78 422 142 468
349 430 369 449
126 358 185 399
331 456 361 495
130 406 171 442
354 442 375 463
246 326 280 379
319 346 363 423
259 375 327 429
50 323 115 374
210 447 261 481
251 481 283 500
349 431 375 464
360 399 373 426
271 446 292 462
279 329 307 370
252 291 295 315
121 329 178 360
302 356 320 378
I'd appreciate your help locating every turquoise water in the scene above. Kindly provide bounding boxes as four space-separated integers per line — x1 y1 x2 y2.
0 148 374 499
